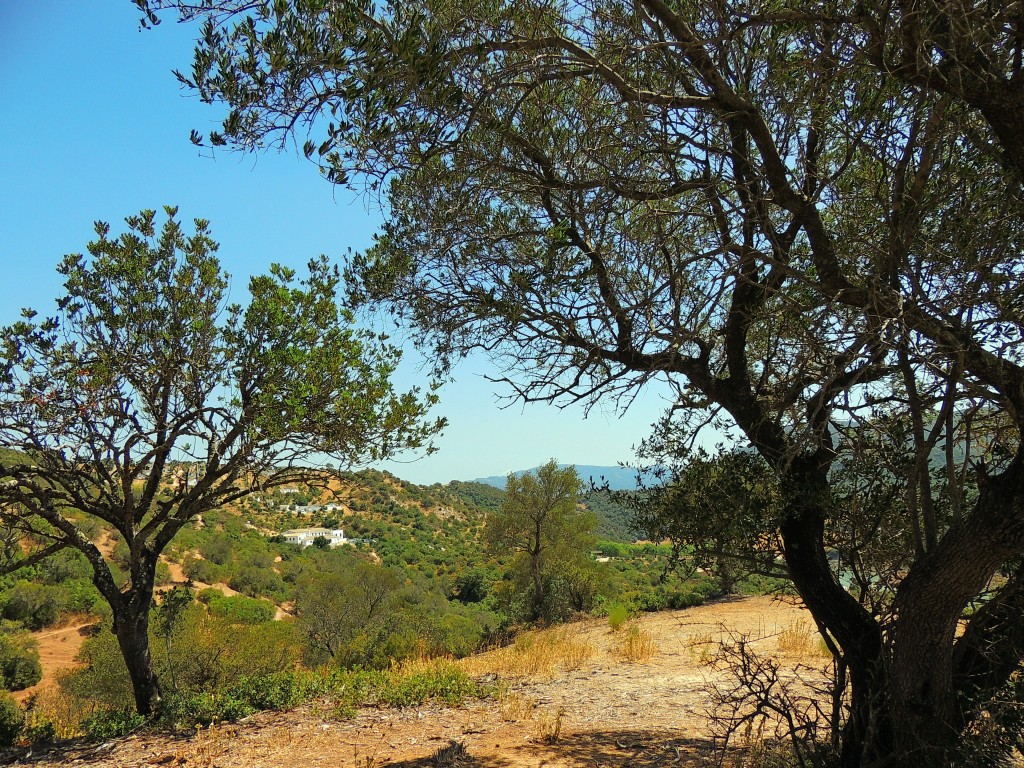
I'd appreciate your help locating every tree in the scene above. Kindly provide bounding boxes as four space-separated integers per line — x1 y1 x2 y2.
138 2 1024 764
486 461 595 622
0 208 440 715
636 448 784 595
293 559 399 665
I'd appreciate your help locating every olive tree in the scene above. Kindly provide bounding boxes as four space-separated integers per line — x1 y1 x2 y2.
485 461 595 622
0 208 440 715
138 1 1024 764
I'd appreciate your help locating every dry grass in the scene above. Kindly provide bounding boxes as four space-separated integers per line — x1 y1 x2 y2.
776 621 829 658
498 689 535 722
615 624 656 662
461 626 594 680
686 631 716 664
192 722 234 768
533 707 565 744
24 685 91 739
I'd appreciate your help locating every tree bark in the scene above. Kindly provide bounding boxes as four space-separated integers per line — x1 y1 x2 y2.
113 598 161 717
888 455 1024 766
777 457 891 768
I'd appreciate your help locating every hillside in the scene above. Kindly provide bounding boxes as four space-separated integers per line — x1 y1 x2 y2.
20 596 823 768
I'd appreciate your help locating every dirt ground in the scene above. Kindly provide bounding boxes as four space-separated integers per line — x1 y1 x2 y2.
11 595 828 768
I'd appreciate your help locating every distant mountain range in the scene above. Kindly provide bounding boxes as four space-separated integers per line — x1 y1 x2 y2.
471 464 657 491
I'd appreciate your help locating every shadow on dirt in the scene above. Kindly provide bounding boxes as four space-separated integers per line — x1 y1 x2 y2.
383 728 717 768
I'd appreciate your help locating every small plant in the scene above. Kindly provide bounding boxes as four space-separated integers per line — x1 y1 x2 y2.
534 707 564 744
686 632 716 664
616 624 656 662
498 689 534 721
607 603 629 632
431 740 468 767
776 621 827 658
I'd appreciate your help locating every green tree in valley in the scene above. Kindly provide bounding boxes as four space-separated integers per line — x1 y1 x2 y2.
294 560 399 665
0 208 441 715
486 461 596 622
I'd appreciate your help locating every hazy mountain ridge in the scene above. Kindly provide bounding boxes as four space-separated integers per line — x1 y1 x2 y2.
471 464 654 491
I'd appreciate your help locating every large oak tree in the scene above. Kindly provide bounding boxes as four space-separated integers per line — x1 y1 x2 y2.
139 2 1024 764
0 208 440 715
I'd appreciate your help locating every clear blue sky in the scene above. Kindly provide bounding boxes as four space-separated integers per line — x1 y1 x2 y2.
0 1 675 484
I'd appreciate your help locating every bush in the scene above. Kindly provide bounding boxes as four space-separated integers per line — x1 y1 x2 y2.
1 582 63 630
227 671 304 710
607 603 629 632
81 708 146 740
0 633 42 690
0 692 22 746
207 595 275 625
182 556 223 585
161 691 255 726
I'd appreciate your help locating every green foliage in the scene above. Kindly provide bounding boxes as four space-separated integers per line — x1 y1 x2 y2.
81 709 146 741
206 594 275 624
0 691 23 747
373 664 480 708
294 560 400 666
486 461 599 622
607 603 629 632
0 632 41 691
0 208 442 715
632 449 784 594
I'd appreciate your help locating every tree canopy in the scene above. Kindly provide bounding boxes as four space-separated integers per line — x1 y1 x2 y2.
486 460 595 622
0 208 440 714
138 1 1024 764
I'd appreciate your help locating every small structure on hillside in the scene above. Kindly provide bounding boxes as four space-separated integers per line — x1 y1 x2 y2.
281 527 347 548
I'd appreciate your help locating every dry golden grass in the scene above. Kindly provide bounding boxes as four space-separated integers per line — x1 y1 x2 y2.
776 621 830 658
533 707 565 744
615 624 656 662
192 722 233 768
497 689 535 722
461 626 594 680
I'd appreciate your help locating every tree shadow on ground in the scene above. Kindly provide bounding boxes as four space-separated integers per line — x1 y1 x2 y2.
382 729 718 768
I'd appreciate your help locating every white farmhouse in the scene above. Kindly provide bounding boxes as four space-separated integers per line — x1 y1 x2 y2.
281 527 347 548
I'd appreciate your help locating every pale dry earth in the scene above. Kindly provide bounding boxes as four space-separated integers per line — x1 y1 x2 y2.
10 596 827 768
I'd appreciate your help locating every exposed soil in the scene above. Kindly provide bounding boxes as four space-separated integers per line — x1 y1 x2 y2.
11 595 828 768
13 623 94 705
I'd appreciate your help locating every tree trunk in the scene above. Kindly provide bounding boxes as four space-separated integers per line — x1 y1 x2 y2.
113 597 160 717
777 458 892 768
530 549 544 621
887 458 1024 766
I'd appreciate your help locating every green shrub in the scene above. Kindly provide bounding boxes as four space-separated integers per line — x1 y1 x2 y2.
0 691 22 746
1 582 63 630
196 587 223 604
82 708 145 740
23 716 55 745
161 692 255 726
183 556 223 585
227 671 304 711
207 595 275 625
0 633 42 690
607 603 629 632
374 664 481 708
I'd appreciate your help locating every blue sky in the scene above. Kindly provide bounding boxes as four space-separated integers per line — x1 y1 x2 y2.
0 2 674 484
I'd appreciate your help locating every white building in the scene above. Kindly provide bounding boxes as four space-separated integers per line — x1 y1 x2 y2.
281 527 347 548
